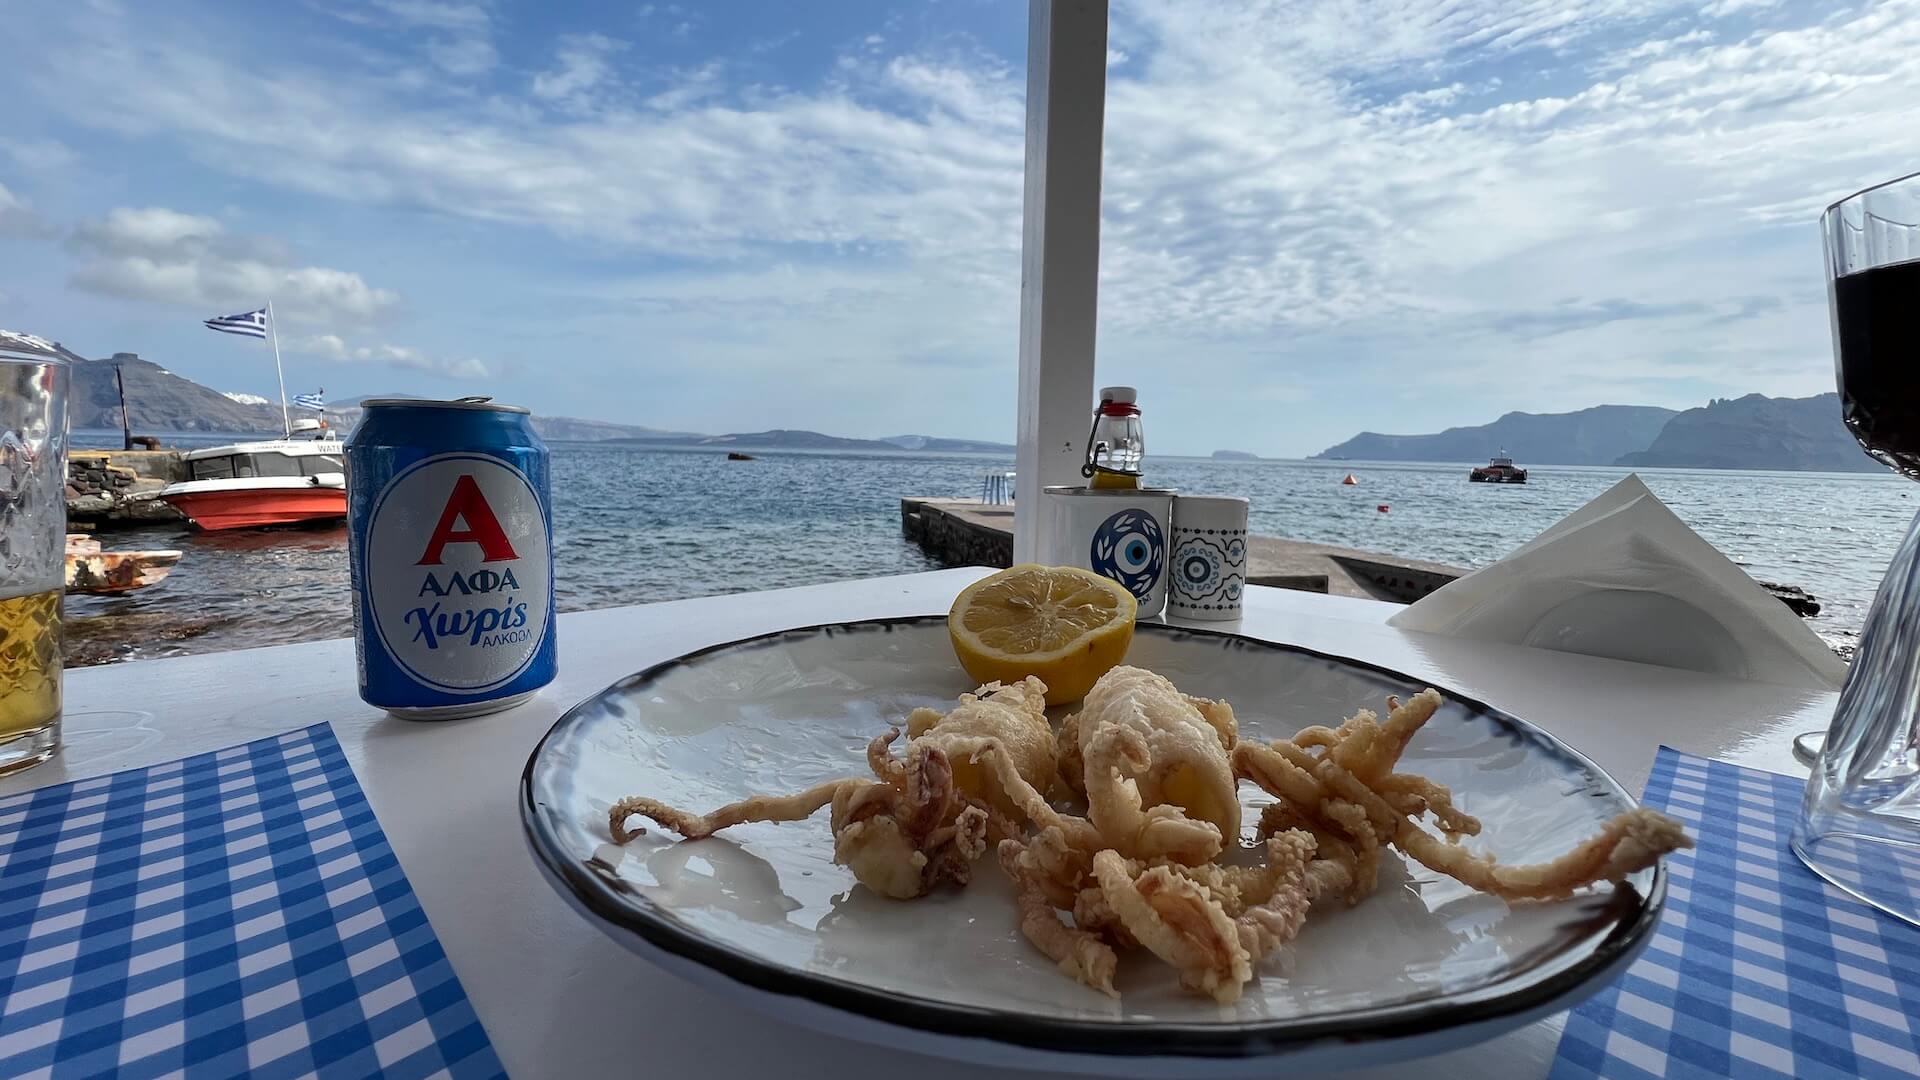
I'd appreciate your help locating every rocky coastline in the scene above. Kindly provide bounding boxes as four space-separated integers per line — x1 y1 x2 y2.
67 450 186 526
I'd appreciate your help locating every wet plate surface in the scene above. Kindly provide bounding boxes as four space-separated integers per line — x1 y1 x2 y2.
522 617 1663 1076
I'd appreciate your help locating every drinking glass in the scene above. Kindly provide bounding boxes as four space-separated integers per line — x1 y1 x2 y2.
1792 172 1920 925
0 332 69 776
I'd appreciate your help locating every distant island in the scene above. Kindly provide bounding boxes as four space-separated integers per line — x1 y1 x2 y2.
322 394 704 443
65 351 1014 452
70 342 1878 472
1313 405 1677 466
1314 393 1886 474
604 430 1015 453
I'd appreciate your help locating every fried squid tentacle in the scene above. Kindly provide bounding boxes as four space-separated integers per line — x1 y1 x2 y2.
1228 830 1320 962
1233 688 1692 905
1393 807 1691 901
614 730 980 900
1092 850 1251 1004
998 839 1119 996
608 680 1070 901
609 780 852 843
827 736 982 899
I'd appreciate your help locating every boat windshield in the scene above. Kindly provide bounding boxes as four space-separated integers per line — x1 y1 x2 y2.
191 452 342 480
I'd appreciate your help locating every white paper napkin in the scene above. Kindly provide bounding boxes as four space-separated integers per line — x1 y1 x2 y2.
1388 475 1846 689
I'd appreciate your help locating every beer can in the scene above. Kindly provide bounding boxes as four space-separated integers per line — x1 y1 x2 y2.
346 397 556 719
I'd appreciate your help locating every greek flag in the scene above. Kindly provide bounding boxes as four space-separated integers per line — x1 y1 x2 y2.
292 389 325 411
203 308 268 339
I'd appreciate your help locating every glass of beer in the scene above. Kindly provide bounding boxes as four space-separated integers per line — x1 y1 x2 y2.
0 333 68 776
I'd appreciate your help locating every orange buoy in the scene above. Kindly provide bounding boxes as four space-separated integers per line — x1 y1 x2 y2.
1341 474 1358 486
1377 504 1390 512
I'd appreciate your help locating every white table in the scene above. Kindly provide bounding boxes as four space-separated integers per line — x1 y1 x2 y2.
10 569 1837 1078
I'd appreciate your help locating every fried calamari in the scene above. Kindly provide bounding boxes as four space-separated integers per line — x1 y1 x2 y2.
997 676 1689 1003
1231 689 1692 905
609 665 1691 1004
608 679 1055 899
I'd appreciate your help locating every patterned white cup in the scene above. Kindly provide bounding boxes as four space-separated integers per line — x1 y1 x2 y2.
1043 486 1177 618
1169 496 1249 620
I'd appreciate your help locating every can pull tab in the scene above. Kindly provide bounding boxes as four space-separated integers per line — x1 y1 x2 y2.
453 396 494 405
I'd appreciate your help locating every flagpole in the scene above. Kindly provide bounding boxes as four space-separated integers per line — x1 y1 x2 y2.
266 300 291 438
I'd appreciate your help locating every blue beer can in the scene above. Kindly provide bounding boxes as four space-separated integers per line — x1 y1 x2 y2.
346 397 556 719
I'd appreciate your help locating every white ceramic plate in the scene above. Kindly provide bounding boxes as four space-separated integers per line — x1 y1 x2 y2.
521 618 1664 1076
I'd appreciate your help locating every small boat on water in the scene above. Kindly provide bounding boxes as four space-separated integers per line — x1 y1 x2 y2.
158 420 347 530
1469 451 1528 484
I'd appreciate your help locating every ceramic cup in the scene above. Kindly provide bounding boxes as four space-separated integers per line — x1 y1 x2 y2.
1168 495 1249 620
1043 486 1176 618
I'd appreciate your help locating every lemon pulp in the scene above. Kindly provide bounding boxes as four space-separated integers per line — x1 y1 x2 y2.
947 565 1138 705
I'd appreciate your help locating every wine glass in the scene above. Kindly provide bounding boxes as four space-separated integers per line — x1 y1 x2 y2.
1790 171 1920 925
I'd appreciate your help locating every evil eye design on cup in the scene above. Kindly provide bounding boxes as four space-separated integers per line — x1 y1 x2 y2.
1090 509 1165 600
1172 538 1224 599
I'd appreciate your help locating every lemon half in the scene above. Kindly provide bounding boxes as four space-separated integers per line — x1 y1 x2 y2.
947 564 1138 705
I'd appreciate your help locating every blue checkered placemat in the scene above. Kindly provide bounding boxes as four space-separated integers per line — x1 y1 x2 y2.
1551 747 1920 1080
0 723 505 1079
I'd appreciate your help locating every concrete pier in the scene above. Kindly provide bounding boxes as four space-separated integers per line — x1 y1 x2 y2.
68 450 187 527
900 498 1465 604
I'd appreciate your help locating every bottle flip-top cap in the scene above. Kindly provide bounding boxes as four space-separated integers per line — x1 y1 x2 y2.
1099 386 1136 404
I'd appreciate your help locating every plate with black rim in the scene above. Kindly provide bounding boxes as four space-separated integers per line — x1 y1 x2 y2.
520 617 1665 1076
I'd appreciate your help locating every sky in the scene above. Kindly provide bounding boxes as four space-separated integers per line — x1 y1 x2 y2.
0 0 1914 457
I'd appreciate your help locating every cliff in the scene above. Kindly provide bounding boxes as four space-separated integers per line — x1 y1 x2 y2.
1314 405 1678 465
1614 393 1883 473
71 353 288 433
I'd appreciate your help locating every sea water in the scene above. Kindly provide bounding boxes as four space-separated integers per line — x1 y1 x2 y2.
64 433 1912 664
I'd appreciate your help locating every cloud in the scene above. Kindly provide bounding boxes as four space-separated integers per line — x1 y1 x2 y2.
1486 298 1710 338
425 36 497 76
20 16 1025 272
366 0 488 32
0 181 52 238
532 33 627 109
13 0 1920 446
67 206 401 323
325 0 496 75
296 333 491 378
71 206 223 252
0 136 75 171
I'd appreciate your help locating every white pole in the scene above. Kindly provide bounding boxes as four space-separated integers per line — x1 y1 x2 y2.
265 300 291 438
1013 0 1107 563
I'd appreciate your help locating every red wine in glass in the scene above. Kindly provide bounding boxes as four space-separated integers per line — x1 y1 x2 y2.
1798 173 1920 927
1834 258 1920 477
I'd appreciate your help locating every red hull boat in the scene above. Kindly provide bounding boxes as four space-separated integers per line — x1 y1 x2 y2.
160 481 347 530
159 436 348 530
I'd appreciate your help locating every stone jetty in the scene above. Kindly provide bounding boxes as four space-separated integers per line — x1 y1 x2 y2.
900 498 1462 603
900 497 1822 614
67 450 186 526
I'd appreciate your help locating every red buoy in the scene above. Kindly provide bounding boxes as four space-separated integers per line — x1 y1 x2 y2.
1377 503 1390 513
1341 474 1358 486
